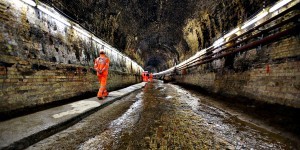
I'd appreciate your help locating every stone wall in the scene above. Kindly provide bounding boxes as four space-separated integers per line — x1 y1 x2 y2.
40 0 277 71
0 0 142 114
174 34 300 108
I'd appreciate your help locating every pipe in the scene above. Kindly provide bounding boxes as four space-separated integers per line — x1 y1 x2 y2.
207 2 299 53
175 3 299 71
182 24 299 70
177 13 300 70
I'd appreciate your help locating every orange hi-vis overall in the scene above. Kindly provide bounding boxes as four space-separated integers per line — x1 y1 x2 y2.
142 72 146 81
142 72 148 82
94 54 110 98
149 73 153 82
145 73 149 82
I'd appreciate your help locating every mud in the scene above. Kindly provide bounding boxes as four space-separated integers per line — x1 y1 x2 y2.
28 80 298 149
177 82 300 145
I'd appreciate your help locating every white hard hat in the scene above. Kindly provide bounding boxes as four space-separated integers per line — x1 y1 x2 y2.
99 49 105 54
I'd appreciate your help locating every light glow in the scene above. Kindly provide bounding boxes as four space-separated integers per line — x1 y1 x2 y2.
269 0 292 12
224 27 240 38
37 5 71 26
73 26 91 38
20 0 142 74
21 0 36 7
92 36 103 44
197 49 206 57
213 38 224 48
241 11 268 29
155 0 296 76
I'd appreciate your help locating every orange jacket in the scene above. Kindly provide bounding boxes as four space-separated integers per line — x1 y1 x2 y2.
149 73 153 79
94 54 110 76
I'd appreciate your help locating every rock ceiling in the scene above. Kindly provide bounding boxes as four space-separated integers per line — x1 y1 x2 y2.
41 0 276 72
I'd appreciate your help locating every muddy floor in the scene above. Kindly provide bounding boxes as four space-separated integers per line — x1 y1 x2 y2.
27 80 298 150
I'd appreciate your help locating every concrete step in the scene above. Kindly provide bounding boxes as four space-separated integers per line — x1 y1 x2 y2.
0 82 146 150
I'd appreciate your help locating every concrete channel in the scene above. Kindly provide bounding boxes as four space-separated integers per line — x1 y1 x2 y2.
24 80 299 149
0 82 146 150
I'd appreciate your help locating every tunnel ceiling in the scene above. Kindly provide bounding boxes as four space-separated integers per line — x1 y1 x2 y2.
40 0 276 72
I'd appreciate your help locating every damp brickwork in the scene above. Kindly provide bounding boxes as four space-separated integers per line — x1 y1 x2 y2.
174 35 300 108
0 1 141 113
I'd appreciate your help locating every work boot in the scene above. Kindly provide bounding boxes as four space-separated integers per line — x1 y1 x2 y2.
97 88 105 98
103 90 109 97
97 97 104 100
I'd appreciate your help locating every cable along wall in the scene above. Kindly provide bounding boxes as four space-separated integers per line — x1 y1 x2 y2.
6 0 144 75
155 0 298 76
0 0 144 115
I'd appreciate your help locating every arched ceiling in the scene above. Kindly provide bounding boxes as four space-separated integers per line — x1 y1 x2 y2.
41 0 276 72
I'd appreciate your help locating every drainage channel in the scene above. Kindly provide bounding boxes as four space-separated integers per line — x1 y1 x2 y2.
28 80 298 149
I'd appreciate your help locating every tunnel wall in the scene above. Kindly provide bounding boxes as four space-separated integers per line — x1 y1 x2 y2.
0 0 142 114
174 34 300 108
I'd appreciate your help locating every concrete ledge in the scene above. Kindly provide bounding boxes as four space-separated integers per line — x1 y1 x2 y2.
0 82 146 150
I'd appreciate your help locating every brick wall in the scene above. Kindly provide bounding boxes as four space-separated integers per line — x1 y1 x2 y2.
0 0 142 114
0 54 140 113
175 34 300 108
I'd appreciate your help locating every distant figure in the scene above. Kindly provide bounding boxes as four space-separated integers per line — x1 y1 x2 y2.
94 49 110 99
145 72 149 82
149 73 153 82
142 71 149 82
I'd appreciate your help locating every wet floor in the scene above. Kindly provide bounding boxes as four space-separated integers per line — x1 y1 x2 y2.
28 80 298 149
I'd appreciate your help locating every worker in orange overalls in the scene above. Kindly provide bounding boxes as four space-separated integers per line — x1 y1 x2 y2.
149 73 153 82
142 71 149 82
94 49 110 99
144 72 149 82
142 72 145 81
145 73 148 82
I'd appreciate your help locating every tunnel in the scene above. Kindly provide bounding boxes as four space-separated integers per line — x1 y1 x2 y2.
0 0 300 149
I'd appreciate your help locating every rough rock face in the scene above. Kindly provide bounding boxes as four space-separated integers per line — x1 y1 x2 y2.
40 0 276 72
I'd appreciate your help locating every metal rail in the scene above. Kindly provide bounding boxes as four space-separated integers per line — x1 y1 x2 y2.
176 3 299 71
177 13 299 71
155 0 299 76
184 24 299 70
